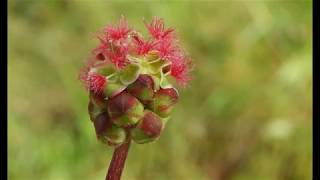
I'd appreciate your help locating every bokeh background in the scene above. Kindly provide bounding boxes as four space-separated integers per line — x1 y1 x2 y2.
8 0 312 179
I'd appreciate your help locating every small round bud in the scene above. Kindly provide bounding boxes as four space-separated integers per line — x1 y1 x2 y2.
131 110 163 144
108 92 144 127
93 112 127 146
126 74 155 105
100 125 127 147
151 88 179 118
93 112 112 136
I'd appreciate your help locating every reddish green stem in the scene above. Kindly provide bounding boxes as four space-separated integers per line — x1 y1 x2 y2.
106 138 131 180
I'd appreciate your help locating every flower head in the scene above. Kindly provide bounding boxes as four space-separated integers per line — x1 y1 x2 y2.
83 16 191 86
80 16 192 147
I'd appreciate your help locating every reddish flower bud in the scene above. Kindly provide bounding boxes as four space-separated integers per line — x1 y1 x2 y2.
93 112 127 146
108 92 144 127
151 87 179 118
93 112 112 137
131 110 163 144
126 74 155 105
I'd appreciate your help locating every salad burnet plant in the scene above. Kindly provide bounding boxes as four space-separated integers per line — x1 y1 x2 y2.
79 16 192 180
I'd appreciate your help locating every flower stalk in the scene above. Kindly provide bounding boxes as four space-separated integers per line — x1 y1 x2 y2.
106 136 131 180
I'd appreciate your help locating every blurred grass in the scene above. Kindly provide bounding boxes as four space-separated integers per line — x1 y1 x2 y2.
8 0 312 180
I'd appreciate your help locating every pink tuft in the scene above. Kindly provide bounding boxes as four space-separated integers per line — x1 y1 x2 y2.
87 73 107 94
93 37 129 69
155 39 177 59
89 73 107 94
79 57 97 89
144 17 175 40
168 53 191 86
104 43 129 69
132 34 156 55
105 17 131 41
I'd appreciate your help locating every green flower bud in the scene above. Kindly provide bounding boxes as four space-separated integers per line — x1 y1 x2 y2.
93 112 127 146
100 125 127 147
108 92 144 127
131 110 163 144
126 74 155 105
151 88 179 118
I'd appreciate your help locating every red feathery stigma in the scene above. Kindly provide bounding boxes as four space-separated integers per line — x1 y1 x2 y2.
132 34 156 55
155 39 178 59
168 53 191 86
87 73 107 94
104 43 129 69
79 57 98 89
144 17 175 40
105 17 131 41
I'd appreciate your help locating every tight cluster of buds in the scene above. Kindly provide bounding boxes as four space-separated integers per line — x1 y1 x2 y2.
80 17 191 146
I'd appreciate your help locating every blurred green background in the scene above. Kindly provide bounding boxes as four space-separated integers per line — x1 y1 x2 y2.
8 0 312 180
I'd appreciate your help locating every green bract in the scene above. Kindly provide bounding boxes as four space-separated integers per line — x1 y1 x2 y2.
119 64 140 85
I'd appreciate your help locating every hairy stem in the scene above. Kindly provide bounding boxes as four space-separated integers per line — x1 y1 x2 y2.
106 138 131 180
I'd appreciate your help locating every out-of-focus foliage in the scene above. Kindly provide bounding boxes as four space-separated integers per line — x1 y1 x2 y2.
8 1 312 179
